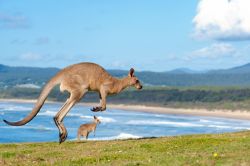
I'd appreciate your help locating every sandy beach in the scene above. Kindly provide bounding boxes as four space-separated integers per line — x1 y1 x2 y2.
1 98 250 120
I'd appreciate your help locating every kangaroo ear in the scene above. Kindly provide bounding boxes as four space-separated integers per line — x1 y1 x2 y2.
94 116 97 119
128 68 135 77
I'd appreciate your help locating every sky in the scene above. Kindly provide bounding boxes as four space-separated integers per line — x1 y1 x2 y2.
0 0 250 71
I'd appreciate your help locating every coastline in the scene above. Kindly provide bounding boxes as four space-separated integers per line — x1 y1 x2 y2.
1 98 250 120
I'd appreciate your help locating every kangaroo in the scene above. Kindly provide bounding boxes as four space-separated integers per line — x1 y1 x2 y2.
77 116 101 141
3 62 143 143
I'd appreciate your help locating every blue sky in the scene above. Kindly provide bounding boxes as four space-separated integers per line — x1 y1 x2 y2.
0 0 250 71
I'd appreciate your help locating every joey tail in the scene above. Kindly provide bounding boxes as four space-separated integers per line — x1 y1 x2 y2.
3 77 61 126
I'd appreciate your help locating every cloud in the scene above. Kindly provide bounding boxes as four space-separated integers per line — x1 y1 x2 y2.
0 12 30 29
19 52 42 61
34 37 50 45
10 39 27 45
193 0 250 41
187 43 235 59
108 61 128 69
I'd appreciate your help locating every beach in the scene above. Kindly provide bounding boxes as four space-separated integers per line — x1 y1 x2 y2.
1 98 250 120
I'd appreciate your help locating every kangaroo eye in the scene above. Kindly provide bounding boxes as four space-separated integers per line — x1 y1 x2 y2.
135 80 139 83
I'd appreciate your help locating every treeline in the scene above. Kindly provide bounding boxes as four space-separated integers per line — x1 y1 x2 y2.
1 87 250 104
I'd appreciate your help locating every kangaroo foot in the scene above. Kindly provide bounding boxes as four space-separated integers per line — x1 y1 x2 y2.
91 106 102 112
59 131 68 144
54 117 68 144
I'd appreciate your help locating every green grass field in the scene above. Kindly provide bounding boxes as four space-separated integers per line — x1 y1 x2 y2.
1 131 250 166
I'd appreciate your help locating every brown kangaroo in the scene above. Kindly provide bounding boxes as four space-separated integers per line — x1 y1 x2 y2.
3 62 143 143
77 116 101 141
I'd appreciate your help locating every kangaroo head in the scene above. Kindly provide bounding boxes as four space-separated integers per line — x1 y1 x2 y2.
128 68 143 90
93 116 101 124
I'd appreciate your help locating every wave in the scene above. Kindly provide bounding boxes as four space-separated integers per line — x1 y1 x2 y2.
199 119 211 123
0 125 55 131
80 115 116 123
79 115 93 119
126 120 204 127
86 133 141 141
199 119 226 124
98 116 116 123
38 110 116 123
39 110 89 118
39 110 56 116
0 104 32 111
207 124 250 130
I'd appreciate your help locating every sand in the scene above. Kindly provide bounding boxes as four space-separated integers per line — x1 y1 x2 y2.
1 98 250 120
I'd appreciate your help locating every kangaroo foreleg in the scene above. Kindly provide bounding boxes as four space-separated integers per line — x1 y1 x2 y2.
91 90 107 112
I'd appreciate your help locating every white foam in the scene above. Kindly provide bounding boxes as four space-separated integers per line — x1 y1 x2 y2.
0 125 55 131
79 115 116 123
79 115 93 119
208 125 250 130
68 112 83 117
115 133 141 139
0 105 32 111
98 116 116 123
39 110 56 116
89 133 141 140
39 111 90 118
126 120 204 127
37 110 116 123
154 114 167 118
199 119 211 123
199 119 225 124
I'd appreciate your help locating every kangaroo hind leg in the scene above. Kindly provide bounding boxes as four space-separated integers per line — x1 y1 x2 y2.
54 89 87 143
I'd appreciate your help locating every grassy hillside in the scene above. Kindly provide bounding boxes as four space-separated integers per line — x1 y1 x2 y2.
1 131 250 165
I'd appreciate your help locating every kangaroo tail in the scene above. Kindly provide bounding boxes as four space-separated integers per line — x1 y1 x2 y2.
3 76 61 126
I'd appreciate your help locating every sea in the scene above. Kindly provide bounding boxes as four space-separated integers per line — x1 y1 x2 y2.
1 101 250 143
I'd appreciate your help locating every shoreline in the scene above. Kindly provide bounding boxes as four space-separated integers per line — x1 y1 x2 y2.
1 98 250 120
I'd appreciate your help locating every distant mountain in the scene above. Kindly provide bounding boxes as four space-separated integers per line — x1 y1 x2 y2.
1 63 250 87
0 64 59 87
167 68 206 74
210 63 250 74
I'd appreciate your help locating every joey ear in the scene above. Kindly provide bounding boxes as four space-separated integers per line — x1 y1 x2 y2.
128 68 135 77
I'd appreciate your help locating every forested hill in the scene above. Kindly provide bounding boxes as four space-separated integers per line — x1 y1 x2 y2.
1 63 250 87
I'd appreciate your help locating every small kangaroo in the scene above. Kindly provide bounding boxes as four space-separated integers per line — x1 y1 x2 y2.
77 116 101 141
3 62 143 143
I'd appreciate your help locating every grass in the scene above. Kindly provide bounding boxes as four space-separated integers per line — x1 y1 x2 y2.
1 131 250 165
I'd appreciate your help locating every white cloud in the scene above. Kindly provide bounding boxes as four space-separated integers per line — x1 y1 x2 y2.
193 0 250 40
187 43 235 59
0 12 30 29
109 61 127 68
20 52 42 61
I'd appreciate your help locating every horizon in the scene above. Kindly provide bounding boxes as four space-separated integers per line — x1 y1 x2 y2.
0 61 249 72
1 0 250 71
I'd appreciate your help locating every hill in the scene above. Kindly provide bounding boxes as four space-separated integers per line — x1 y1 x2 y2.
210 63 250 74
1 131 250 165
1 63 250 87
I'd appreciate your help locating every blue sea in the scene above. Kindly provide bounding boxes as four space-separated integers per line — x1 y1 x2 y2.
0 101 250 143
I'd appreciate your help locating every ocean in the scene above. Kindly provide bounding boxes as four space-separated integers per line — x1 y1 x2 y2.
0 101 250 143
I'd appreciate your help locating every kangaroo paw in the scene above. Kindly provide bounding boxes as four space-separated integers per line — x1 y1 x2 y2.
91 106 102 112
59 132 68 144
